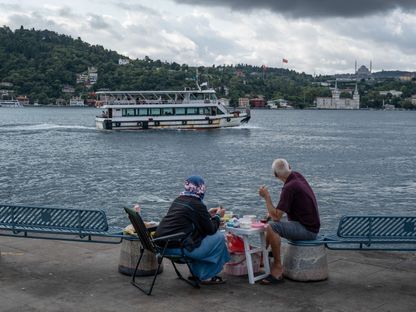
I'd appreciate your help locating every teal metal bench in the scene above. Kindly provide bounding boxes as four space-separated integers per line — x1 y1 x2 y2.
290 215 416 251
0 204 133 244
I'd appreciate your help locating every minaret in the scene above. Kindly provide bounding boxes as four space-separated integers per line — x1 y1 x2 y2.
355 60 357 74
353 83 360 109
332 81 340 100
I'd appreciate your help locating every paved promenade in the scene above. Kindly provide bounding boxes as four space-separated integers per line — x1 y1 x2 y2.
1 237 415 312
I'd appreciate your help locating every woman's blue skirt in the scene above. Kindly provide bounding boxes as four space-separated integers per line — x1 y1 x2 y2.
166 231 230 281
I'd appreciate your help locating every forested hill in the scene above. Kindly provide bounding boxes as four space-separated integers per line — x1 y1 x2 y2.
0 26 332 106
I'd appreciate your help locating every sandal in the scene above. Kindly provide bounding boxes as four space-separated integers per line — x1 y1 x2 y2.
259 274 284 285
200 276 226 285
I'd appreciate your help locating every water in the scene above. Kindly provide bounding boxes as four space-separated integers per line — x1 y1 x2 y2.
1 107 415 233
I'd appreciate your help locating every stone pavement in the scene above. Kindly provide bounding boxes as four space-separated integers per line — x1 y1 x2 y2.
1 236 415 312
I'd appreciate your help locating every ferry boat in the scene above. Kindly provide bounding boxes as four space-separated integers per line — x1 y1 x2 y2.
0 99 23 108
95 89 250 130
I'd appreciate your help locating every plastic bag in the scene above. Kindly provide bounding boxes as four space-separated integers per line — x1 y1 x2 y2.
226 233 245 253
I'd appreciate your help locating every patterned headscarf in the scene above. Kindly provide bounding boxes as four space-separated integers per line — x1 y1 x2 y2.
180 175 206 200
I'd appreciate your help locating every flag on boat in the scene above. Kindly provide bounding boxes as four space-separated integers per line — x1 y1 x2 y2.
282 58 288 63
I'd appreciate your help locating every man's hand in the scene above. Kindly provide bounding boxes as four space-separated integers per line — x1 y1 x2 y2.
259 185 270 200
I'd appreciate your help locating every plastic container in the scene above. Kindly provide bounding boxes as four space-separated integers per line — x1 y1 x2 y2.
239 218 252 229
224 251 261 276
243 215 256 222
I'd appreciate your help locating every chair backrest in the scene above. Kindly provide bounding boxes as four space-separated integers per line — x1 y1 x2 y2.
0 204 108 232
338 216 416 239
124 207 156 253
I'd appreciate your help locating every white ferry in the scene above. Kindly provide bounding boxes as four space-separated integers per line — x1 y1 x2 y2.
0 99 23 108
95 89 250 130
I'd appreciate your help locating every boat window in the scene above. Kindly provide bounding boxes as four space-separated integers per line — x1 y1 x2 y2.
190 93 204 100
186 107 198 115
138 108 148 116
122 108 135 117
150 108 161 116
199 107 211 115
175 107 186 115
216 107 225 115
162 108 174 115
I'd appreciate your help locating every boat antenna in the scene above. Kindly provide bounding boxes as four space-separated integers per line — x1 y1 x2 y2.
196 68 201 91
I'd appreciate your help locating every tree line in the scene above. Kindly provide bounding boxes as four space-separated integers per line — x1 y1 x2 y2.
0 26 415 109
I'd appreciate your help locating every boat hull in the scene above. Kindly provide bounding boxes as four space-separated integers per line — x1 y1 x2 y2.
95 115 249 130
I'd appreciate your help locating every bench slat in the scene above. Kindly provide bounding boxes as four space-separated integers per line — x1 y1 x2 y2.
338 216 416 239
0 204 109 232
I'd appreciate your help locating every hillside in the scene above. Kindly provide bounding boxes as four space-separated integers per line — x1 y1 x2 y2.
0 26 331 106
1 26 415 109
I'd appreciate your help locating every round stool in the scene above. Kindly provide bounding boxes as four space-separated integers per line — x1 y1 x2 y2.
118 239 163 276
283 241 328 281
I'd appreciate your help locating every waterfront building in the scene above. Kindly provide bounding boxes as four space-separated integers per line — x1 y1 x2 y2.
250 97 266 108
238 98 250 108
316 82 360 109
16 95 29 105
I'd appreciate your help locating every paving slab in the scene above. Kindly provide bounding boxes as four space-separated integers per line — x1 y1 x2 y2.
1 238 415 312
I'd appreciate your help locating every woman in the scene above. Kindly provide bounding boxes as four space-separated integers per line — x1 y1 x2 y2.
154 175 230 284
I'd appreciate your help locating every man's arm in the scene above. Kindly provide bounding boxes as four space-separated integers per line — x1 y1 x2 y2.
259 185 284 221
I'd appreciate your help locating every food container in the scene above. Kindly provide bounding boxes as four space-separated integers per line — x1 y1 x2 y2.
243 215 256 222
239 218 252 229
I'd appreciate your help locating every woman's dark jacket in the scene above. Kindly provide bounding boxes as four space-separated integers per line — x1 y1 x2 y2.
154 195 220 251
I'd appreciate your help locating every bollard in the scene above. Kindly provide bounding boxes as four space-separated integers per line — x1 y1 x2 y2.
283 241 328 281
118 238 163 276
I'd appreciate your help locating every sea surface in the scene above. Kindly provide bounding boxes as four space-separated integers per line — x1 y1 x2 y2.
0 107 415 233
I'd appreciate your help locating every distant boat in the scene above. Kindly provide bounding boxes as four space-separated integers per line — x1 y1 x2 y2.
0 99 23 108
95 89 250 130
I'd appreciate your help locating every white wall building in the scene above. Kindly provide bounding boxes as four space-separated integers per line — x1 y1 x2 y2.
316 82 360 109
238 97 250 108
379 90 403 97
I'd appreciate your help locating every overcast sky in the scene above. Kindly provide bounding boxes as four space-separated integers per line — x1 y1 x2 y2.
1 0 416 74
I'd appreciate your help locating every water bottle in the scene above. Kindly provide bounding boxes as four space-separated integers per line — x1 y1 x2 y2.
133 203 141 214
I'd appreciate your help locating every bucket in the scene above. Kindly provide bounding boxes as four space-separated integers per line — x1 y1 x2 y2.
118 239 163 276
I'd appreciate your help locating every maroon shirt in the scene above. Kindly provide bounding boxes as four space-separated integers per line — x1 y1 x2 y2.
276 172 320 233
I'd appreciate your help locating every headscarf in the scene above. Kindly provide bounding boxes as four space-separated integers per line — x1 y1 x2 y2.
180 175 206 200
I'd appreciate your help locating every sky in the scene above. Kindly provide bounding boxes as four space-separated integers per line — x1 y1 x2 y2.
1 0 416 74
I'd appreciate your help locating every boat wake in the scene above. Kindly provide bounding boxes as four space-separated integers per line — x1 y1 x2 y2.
0 123 95 132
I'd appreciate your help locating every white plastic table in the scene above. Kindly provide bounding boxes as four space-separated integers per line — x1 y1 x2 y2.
225 226 271 284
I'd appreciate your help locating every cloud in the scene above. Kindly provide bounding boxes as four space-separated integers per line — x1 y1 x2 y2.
1 0 416 73
113 1 160 16
174 0 416 18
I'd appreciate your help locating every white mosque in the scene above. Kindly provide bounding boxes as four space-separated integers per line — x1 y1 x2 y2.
316 82 360 110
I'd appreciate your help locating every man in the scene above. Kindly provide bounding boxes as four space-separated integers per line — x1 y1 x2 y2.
258 159 320 285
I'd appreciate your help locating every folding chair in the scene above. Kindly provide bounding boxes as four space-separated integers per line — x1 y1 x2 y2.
124 207 200 295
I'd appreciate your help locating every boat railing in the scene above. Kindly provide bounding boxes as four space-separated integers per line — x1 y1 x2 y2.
102 99 217 106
